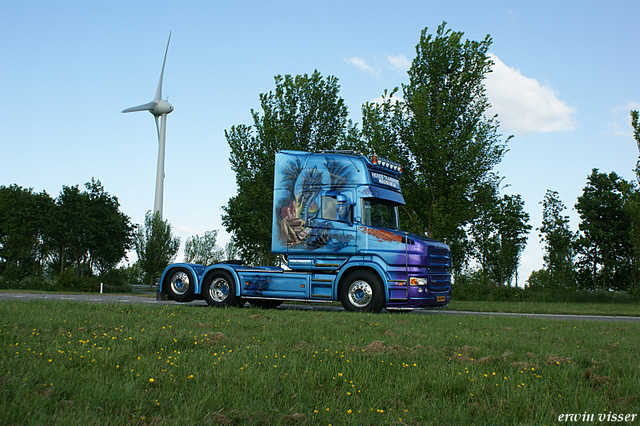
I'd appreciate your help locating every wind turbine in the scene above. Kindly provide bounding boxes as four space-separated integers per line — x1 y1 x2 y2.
122 32 174 219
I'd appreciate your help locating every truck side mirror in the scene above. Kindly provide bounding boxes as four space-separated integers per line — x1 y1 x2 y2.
336 194 352 223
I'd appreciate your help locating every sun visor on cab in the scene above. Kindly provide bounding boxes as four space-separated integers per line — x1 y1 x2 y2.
365 186 405 205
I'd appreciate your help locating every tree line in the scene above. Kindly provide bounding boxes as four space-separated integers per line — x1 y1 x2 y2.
0 179 230 292
531 120 640 293
0 180 132 278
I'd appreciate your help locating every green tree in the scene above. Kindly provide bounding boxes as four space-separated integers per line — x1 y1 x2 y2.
49 184 87 274
361 22 509 273
0 180 131 284
134 210 180 289
49 180 132 276
0 185 54 278
224 238 239 261
84 179 134 274
575 169 631 290
538 190 575 288
222 71 358 264
490 194 531 286
468 184 501 281
469 193 530 286
184 230 224 265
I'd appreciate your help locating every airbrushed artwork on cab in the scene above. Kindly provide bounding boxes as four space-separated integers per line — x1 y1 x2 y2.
244 275 271 296
359 226 403 243
275 156 355 251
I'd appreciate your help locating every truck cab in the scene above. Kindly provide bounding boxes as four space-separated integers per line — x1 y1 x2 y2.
159 150 451 312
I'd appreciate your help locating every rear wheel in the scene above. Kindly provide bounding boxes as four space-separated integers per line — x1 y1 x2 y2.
339 270 384 313
202 271 243 307
164 267 195 302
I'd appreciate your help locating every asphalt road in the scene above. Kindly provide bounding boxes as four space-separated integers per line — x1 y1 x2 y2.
1 291 639 323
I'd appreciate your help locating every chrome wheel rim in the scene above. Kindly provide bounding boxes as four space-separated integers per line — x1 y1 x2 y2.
170 272 190 296
209 277 230 302
348 280 372 308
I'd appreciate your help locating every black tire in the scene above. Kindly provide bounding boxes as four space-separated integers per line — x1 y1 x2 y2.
164 267 195 303
202 271 243 307
339 270 384 313
248 299 284 309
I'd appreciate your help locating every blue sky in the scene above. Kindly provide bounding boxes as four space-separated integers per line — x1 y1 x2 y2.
2 1 638 284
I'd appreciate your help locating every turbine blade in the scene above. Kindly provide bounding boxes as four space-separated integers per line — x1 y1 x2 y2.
154 31 172 102
154 116 160 142
122 101 157 113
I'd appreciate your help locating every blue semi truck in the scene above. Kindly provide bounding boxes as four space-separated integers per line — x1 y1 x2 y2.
158 150 451 312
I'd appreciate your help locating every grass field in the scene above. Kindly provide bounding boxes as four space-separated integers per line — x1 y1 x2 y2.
1 300 639 425
445 300 640 317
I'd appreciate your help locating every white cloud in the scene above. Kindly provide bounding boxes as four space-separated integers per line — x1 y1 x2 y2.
386 53 411 74
346 53 411 77
485 54 577 136
344 56 379 76
608 101 640 137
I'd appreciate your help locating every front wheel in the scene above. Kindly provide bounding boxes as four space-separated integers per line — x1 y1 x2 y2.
339 270 384 313
202 271 243 307
164 267 195 303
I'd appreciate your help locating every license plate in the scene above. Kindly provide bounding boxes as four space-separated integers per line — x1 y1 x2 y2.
437 296 445 302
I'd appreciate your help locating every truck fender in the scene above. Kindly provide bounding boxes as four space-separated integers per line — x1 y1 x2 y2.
201 264 242 298
335 261 390 302
159 263 203 294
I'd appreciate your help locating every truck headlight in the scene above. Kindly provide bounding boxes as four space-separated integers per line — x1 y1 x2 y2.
409 277 427 286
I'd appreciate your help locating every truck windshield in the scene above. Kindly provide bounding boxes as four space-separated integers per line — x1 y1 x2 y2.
362 199 399 230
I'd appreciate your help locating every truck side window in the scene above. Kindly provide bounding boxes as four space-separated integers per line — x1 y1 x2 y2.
322 195 352 222
363 200 371 226
321 196 337 221
362 199 399 230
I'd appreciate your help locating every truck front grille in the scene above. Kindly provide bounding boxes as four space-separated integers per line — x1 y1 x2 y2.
428 248 451 268
428 247 451 290
429 269 451 290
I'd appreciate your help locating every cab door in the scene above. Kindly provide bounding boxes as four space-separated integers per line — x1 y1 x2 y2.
306 193 357 255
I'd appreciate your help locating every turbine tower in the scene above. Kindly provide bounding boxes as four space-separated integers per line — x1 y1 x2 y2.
122 32 174 219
